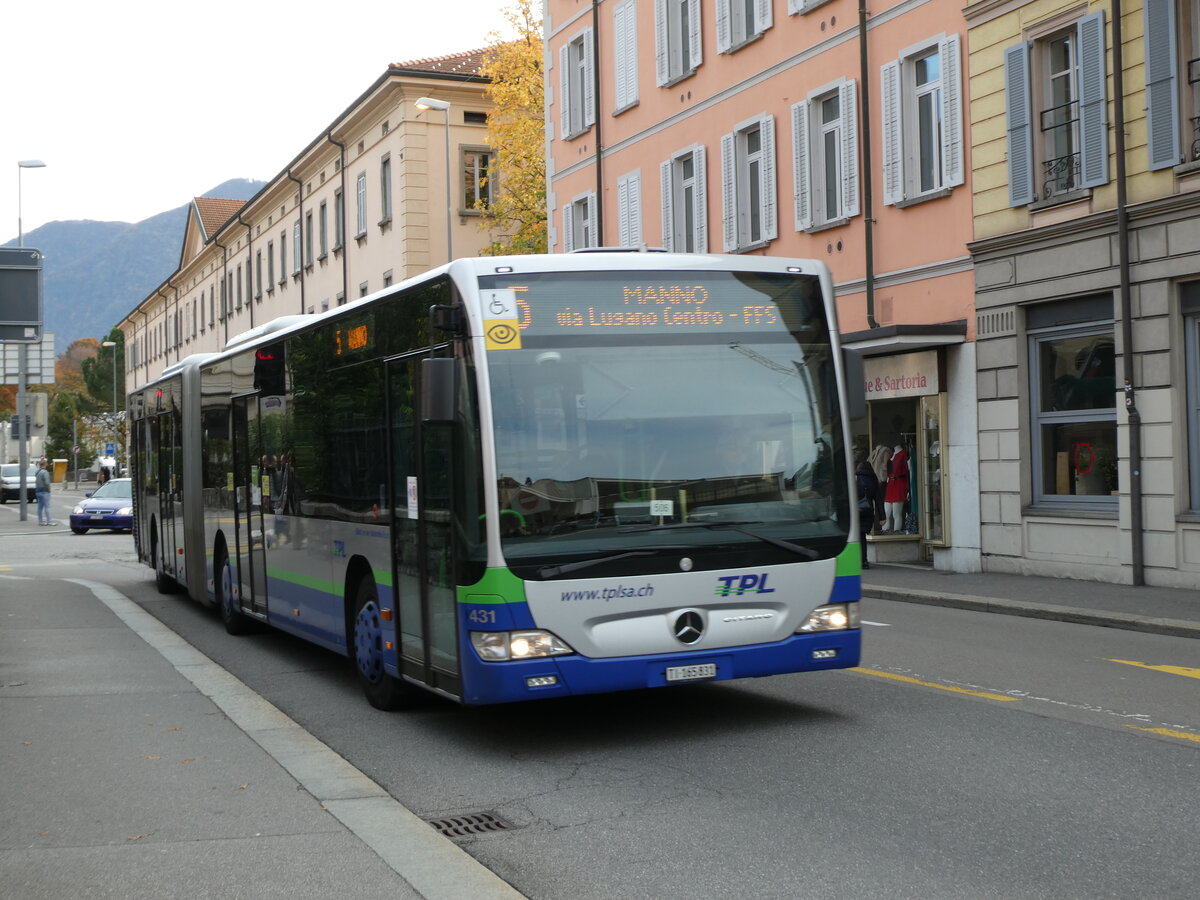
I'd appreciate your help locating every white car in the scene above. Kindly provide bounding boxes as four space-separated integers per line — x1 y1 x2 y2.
1 464 39 503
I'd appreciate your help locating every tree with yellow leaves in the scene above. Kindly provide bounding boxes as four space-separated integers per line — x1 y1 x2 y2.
479 0 546 255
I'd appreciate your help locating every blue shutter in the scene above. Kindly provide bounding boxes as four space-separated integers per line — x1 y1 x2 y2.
1144 0 1182 170
1004 42 1035 207
1077 11 1109 189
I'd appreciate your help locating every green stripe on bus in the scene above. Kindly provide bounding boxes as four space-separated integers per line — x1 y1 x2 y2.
459 567 526 605
264 566 341 596
835 543 861 577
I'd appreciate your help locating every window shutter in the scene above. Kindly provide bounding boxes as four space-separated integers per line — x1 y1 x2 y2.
564 203 575 252
560 44 571 135
792 101 812 231
717 0 732 54
756 0 773 31
614 1 639 110
583 28 596 128
880 59 903 206
618 177 631 246
586 192 597 247
628 171 643 246
688 0 703 70
761 114 777 241
1077 11 1109 189
1004 42 1035 206
721 133 737 251
787 0 801 14
839 80 860 219
940 34 964 188
693 145 708 252
1144 0 1181 170
654 0 669 86
660 160 675 251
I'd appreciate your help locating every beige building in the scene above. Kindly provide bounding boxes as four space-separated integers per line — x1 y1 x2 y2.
119 51 499 390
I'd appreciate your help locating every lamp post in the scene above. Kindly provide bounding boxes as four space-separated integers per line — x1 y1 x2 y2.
101 340 119 476
17 160 46 248
414 97 453 263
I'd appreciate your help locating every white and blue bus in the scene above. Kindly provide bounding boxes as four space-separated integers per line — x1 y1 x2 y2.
130 252 865 709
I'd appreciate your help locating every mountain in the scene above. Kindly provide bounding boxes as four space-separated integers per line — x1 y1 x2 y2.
3 179 265 353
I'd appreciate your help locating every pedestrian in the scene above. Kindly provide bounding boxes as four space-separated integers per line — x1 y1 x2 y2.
35 459 54 526
854 452 879 569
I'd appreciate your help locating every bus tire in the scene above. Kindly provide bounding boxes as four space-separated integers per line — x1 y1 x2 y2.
151 528 175 594
352 575 418 711
215 546 254 636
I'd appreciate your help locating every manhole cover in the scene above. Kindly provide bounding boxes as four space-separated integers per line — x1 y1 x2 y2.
426 811 515 838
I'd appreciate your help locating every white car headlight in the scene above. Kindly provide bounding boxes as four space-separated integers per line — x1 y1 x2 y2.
116 507 133 516
796 603 861 633
470 630 574 661
72 505 85 515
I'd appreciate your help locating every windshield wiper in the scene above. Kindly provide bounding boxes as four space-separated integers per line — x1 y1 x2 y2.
618 521 821 560
537 545 695 579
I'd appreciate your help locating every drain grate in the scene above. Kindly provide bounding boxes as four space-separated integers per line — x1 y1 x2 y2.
426 811 515 838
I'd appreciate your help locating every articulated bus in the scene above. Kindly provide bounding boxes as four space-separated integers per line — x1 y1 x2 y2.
131 252 865 709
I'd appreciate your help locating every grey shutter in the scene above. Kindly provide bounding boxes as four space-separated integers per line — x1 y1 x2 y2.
564 203 575 252
1144 0 1181 170
583 28 596 128
654 0 669 86
940 34 964 188
660 160 675 251
840 80 860 218
717 0 732 53
618 177 630 246
880 59 903 205
721 132 737 251
1077 11 1109 189
693 145 708 252
761 114 777 241
628 171 643 246
688 0 703 70
585 192 597 247
559 44 571 136
1004 42 1034 206
792 101 812 231
614 1 639 110
756 0 773 31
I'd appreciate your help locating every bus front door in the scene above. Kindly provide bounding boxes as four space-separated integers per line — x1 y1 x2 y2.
386 356 460 696
232 396 268 619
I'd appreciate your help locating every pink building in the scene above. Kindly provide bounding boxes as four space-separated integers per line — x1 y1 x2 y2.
545 0 980 570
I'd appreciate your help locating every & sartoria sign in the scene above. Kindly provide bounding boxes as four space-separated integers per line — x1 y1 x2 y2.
863 349 939 400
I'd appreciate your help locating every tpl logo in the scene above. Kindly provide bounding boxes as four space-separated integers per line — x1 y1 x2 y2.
714 573 776 597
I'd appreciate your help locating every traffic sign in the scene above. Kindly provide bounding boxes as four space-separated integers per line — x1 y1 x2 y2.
105 442 115 456
73 445 80 455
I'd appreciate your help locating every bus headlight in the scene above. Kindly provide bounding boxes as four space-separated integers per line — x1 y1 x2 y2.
796 603 860 633
471 630 575 661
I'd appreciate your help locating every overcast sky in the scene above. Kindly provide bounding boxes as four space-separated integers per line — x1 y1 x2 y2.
1 0 514 242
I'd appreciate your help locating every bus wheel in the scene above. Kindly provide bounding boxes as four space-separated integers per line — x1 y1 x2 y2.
152 530 174 594
216 547 253 636
352 575 417 711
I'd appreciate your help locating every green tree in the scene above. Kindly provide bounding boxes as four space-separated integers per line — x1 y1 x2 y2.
479 0 546 255
81 328 125 413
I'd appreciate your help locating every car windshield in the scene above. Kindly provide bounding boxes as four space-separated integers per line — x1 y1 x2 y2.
91 480 132 499
2 465 37 478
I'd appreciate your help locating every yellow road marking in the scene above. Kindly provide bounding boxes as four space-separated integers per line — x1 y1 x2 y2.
1124 725 1200 744
853 667 1020 701
1106 659 1200 681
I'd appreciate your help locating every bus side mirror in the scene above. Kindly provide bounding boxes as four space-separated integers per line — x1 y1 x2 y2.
421 357 457 424
843 348 866 421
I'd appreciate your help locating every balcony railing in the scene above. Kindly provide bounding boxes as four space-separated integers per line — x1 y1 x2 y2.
1039 100 1080 198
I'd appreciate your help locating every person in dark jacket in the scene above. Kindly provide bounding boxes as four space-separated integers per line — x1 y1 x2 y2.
854 453 879 569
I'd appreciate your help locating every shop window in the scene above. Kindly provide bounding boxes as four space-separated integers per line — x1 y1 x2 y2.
1028 306 1117 504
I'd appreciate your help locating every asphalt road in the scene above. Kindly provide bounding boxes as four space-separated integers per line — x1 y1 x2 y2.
7 528 1200 899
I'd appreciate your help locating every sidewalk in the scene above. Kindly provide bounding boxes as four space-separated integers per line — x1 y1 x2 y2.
862 563 1200 640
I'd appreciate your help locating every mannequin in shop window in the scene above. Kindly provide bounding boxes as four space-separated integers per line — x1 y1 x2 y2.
883 445 909 533
868 445 891 533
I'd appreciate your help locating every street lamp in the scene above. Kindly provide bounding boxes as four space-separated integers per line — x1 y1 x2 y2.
101 340 119 476
414 97 453 264
17 160 46 247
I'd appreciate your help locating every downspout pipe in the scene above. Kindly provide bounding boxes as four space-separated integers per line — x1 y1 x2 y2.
212 235 230 347
326 130 349 305
859 1 878 328
1111 0 1143 584
237 211 255 329
592 0 604 244
287 168 307 314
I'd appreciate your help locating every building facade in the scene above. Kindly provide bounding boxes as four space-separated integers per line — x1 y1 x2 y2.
967 0 1200 587
544 0 983 571
119 51 498 391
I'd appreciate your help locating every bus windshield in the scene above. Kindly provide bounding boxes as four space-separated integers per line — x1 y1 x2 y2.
482 269 848 571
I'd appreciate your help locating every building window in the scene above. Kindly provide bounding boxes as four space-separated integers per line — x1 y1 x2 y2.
279 231 288 285
383 269 394 287
792 80 860 230
1184 283 1200 509
235 266 242 311
209 286 215 327
356 173 368 236
305 211 314 268
1028 300 1117 504
564 192 598 251
560 27 596 139
334 188 345 249
267 241 275 290
617 169 643 247
721 114 777 251
319 201 328 258
660 144 708 252
463 148 494 212
717 0 772 53
1004 12 1108 206
614 0 639 112
881 35 964 205
359 281 369 298
655 0 702 86
292 221 302 274
1143 0 1200 168
380 154 392 223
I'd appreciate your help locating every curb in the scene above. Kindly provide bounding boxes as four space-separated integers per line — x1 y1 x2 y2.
862 585 1200 641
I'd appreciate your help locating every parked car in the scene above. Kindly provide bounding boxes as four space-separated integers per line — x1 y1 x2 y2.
1 464 38 503
69 478 133 534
